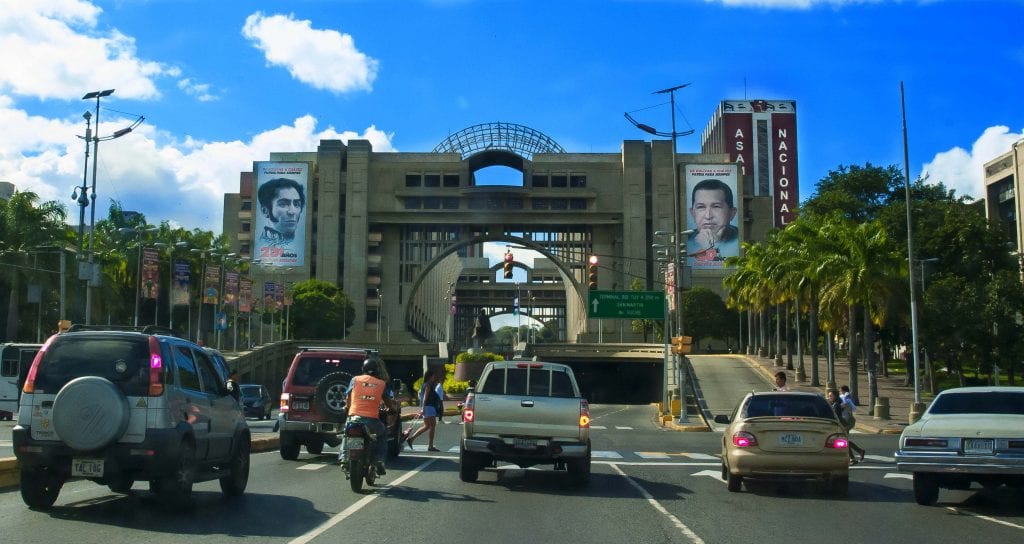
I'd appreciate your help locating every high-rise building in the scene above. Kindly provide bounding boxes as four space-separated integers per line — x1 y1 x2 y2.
701 100 799 229
983 138 1024 259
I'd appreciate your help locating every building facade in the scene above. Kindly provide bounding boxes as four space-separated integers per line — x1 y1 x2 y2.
223 120 788 345
983 138 1024 257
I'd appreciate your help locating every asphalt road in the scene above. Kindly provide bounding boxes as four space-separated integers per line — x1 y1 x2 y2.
2 404 1023 543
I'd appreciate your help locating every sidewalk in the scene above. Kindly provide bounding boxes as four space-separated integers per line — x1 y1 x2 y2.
738 351 918 434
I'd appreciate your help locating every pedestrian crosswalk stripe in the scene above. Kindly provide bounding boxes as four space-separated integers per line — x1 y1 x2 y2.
299 464 327 470
636 452 670 459
592 450 624 459
682 453 718 460
615 426 634 430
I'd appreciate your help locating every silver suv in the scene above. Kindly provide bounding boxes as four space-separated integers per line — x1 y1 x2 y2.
12 325 251 509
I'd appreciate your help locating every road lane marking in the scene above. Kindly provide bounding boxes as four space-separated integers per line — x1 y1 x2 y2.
692 469 725 482
947 507 1024 531
611 464 706 544
592 450 623 459
636 452 670 459
298 464 327 470
681 453 718 460
884 473 912 480
288 457 438 544
614 426 634 430
591 425 607 429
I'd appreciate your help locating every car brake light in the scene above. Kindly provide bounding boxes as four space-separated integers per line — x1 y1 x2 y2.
147 337 164 396
580 400 590 428
515 363 544 368
905 438 949 448
280 393 290 413
732 431 757 447
826 434 849 449
21 337 52 394
462 394 474 423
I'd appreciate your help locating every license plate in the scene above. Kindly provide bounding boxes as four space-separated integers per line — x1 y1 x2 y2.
778 433 803 447
292 400 309 411
513 438 536 449
72 458 104 477
345 437 364 450
964 438 994 454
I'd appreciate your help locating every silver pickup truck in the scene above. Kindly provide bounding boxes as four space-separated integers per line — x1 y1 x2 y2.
459 360 591 485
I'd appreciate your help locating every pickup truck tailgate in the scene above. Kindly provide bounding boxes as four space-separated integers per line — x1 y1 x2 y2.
471 394 583 439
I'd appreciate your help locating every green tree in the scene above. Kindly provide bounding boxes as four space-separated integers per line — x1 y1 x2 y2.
681 286 730 350
289 279 353 339
0 191 68 341
629 277 661 342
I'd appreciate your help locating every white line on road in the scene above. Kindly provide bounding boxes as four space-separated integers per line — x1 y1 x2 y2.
592 450 624 459
297 464 327 471
614 426 634 430
946 507 1024 531
611 464 706 544
591 425 607 430
682 453 718 460
883 473 913 480
288 457 438 544
636 452 670 459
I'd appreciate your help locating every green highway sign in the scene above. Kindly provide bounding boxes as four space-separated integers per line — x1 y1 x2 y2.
587 290 665 319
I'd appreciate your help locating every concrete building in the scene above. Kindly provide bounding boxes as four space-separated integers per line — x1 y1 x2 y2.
982 138 1024 255
223 120 788 347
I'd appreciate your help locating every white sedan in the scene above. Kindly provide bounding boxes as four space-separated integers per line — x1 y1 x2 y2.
895 386 1024 505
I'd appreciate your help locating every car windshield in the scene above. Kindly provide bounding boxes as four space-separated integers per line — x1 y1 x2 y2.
291 357 362 387
743 395 835 419
928 391 1024 415
33 335 150 396
240 385 261 398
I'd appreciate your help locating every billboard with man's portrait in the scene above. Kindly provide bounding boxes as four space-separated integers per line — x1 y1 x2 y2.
685 164 740 269
253 161 308 267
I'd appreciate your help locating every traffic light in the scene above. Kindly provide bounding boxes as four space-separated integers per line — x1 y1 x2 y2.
671 335 693 354
587 255 599 290
503 251 514 279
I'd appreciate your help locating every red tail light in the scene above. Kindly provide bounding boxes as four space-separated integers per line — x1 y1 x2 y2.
826 434 849 449
21 336 53 394
580 400 590 428
462 393 475 423
147 336 164 396
732 431 757 448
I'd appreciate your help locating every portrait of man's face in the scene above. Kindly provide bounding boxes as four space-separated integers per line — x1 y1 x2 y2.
690 188 737 234
262 186 303 238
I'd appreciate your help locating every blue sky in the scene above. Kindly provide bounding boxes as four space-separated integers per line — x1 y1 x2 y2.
2 0 1023 241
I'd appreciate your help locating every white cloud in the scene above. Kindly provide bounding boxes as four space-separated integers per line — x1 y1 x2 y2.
0 99 396 232
921 125 1024 200
242 12 379 94
177 78 219 102
0 0 177 101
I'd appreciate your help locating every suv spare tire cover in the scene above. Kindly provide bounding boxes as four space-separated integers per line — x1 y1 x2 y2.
315 372 352 422
52 376 131 451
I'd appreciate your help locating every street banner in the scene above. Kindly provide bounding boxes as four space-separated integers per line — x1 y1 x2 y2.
275 282 285 310
263 282 276 312
239 278 252 313
284 287 293 307
203 265 220 304
225 271 239 307
171 260 190 306
142 248 159 300
685 163 740 270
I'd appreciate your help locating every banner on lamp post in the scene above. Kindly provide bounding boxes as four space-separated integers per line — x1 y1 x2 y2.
203 265 220 304
225 271 239 308
171 260 190 306
239 278 252 313
142 248 159 300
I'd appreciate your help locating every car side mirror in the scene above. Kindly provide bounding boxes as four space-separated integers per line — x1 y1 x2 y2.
713 414 731 424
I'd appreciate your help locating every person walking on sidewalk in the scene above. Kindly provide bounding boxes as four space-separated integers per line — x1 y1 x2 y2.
405 368 444 452
829 388 865 464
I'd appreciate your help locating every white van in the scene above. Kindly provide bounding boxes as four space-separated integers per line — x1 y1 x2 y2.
0 343 42 420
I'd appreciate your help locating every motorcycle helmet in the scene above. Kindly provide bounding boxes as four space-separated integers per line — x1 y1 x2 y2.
362 359 380 376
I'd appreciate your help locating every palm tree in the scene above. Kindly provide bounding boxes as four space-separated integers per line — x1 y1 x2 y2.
0 191 68 341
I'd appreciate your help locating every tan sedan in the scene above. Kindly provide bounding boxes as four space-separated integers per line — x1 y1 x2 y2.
714 391 851 496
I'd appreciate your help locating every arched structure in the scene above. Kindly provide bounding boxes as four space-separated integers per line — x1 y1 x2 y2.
433 122 566 173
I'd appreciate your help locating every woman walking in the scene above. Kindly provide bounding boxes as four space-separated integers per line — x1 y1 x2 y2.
405 368 445 452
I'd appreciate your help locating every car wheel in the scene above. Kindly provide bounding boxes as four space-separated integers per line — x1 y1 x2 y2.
307 440 324 455
280 431 300 460
219 436 251 497
726 472 743 492
155 440 196 509
52 376 131 451
830 475 849 497
314 371 352 422
20 467 63 509
913 472 940 506
107 474 134 494
459 447 479 483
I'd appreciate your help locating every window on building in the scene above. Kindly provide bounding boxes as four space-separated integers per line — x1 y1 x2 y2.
551 175 568 188
532 175 549 187
241 201 252 211
443 174 460 187
404 197 422 209
551 199 568 210
442 197 459 209
570 174 587 188
424 197 441 209
406 174 422 187
532 199 550 210
468 198 486 210
569 198 587 210
424 174 441 187
242 222 251 232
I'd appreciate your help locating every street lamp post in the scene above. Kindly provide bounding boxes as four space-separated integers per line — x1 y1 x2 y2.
901 82 927 424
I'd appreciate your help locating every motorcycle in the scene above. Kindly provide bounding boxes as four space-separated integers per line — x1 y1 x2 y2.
341 420 379 492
